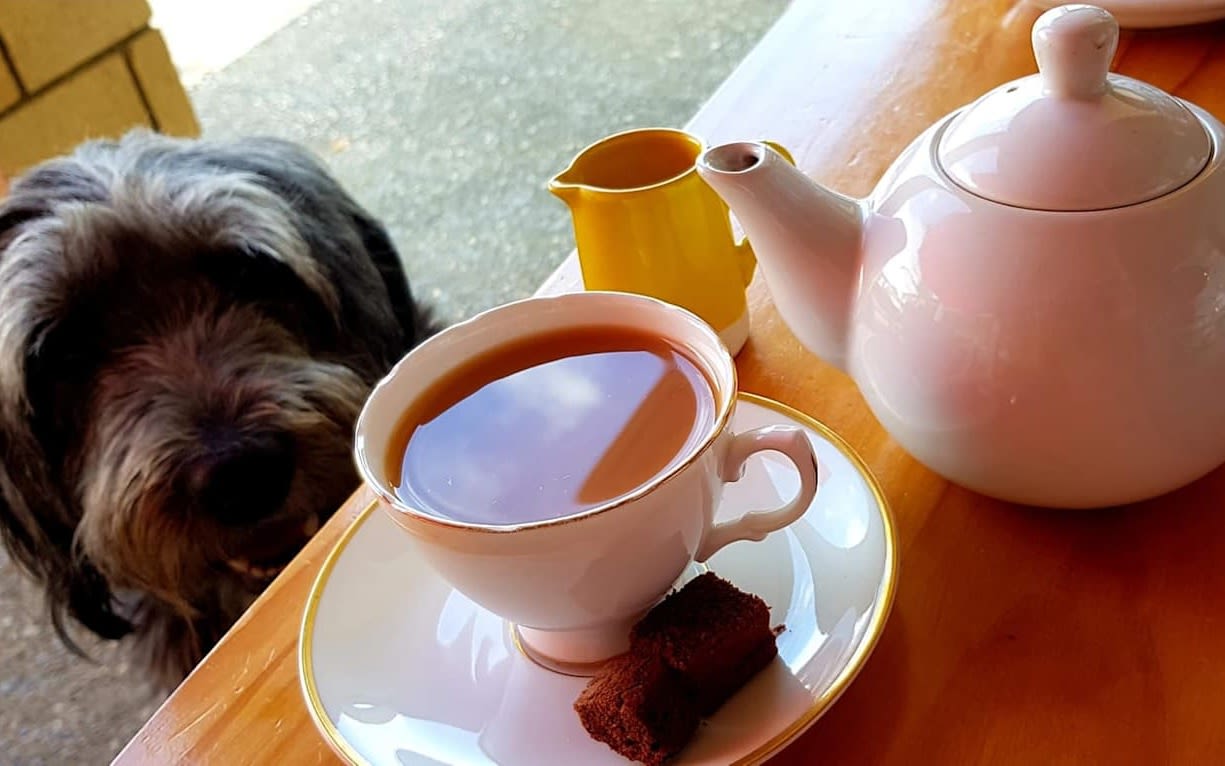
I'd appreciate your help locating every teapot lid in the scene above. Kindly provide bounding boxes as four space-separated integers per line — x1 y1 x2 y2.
937 4 1211 212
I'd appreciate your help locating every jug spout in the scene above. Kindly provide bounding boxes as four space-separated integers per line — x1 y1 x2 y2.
696 142 864 372
547 172 582 206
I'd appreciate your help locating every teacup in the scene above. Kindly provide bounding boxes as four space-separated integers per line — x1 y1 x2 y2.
354 291 819 672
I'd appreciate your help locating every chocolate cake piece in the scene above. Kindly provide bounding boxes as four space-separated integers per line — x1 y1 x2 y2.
573 653 700 766
573 573 780 763
630 572 778 715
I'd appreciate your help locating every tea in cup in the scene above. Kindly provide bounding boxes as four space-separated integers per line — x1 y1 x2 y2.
354 291 819 671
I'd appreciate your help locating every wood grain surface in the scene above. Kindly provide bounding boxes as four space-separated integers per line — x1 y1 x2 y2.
114 1 1225 763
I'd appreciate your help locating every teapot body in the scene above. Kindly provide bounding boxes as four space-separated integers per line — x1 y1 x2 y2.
850 106 1225 507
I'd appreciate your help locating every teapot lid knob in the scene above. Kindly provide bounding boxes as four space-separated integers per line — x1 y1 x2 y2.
1033 4 1118 100
936 2 1212 211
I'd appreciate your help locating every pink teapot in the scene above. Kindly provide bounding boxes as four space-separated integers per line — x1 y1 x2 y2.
695 4 1225 508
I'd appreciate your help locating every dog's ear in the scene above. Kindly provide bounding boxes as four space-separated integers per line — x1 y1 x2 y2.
0 331 136 651
348 208 441 350
0 165 134 650
0 432 134 652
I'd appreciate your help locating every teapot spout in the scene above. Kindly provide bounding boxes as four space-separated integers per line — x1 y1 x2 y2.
696 142 864 372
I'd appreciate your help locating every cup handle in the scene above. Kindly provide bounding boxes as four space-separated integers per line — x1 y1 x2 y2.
695 424 819 562
730 140 795 287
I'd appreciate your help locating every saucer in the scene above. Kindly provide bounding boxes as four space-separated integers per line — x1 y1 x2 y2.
299 393 898 765
1031 0 1225 27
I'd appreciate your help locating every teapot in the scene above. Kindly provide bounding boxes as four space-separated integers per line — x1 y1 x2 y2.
694 4 1225 508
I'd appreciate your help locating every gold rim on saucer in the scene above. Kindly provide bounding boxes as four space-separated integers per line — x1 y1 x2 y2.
298 391 899 766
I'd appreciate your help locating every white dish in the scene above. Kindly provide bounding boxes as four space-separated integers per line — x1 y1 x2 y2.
1030 0 1225 28
299 393 898 765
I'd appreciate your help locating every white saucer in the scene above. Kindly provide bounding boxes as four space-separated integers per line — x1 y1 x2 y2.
1031 0 1225 28
299 393 898 765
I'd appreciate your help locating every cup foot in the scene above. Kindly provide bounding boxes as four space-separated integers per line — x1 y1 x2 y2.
511 617 643 677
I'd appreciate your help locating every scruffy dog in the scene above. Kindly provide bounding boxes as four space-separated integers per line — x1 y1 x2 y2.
0 130 436 689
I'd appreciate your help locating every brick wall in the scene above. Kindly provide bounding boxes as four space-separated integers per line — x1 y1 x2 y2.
0 0 198 178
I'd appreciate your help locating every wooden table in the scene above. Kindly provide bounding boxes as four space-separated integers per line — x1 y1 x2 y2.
114 1 1225 763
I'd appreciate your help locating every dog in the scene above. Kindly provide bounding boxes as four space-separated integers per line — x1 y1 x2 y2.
0 130 438 690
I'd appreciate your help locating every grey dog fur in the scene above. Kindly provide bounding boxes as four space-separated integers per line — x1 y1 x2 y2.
0 130 436 689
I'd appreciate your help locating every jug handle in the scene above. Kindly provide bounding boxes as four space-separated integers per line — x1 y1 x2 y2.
732 140 796 286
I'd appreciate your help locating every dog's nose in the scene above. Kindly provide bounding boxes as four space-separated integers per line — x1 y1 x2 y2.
189 430 296 525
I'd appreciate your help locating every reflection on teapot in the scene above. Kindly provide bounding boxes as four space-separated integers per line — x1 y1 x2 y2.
695 4 1225 508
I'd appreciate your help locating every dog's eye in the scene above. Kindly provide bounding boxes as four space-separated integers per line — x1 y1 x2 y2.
24 340 94 472
199 248 336 344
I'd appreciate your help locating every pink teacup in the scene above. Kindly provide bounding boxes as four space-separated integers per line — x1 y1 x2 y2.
354 291 819 671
